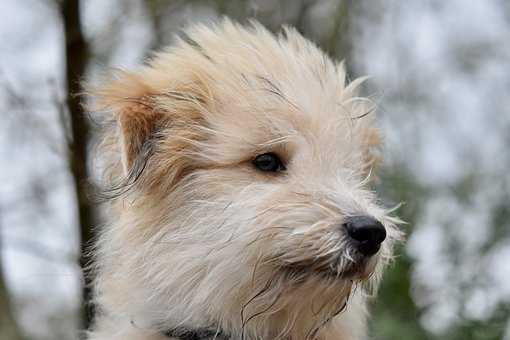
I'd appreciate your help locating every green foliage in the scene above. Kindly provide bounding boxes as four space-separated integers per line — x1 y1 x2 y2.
371 251 430 340
443 303 509 340
369 165 430 340
372 158 510 339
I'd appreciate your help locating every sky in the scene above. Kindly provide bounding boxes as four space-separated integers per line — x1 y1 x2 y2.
0 0 509 339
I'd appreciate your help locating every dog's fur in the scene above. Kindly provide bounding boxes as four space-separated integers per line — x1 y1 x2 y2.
87 20 401 340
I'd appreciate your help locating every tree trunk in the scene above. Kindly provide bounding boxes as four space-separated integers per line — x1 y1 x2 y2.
60 0 94 331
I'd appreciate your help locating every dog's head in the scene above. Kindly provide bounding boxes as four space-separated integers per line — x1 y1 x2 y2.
91 20 401 340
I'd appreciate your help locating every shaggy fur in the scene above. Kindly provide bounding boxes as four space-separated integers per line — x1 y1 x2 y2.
86 20 401 340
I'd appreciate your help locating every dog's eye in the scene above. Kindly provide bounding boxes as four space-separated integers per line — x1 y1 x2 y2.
253 153 286 172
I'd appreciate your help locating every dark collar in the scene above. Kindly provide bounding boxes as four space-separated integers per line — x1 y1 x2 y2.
163 326 228 340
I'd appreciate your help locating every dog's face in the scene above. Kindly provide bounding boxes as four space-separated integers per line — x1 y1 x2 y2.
92 21 401 339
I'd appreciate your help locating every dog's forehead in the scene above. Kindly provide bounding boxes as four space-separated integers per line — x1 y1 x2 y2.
205 70 370 149
176 24 372 146
195 78 375 173
150 22 375 165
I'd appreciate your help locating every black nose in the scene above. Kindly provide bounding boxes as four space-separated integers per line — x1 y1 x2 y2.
343 216 386 256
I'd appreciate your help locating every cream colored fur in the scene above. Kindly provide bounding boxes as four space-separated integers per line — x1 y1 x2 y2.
87 19 401 340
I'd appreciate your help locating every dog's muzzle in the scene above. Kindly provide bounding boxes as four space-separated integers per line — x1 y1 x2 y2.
343 216 386 256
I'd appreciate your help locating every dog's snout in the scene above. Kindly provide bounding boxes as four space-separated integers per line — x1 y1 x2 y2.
343 216 386 256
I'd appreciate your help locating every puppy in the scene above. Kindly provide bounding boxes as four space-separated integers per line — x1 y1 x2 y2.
87 19 401 340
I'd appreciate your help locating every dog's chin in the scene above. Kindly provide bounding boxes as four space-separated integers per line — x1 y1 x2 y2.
281 254 379 282
328 256 378 281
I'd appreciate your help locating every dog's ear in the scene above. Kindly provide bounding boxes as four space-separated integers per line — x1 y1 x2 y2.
89 69 212 182
88 71 166 175
116 100 163 174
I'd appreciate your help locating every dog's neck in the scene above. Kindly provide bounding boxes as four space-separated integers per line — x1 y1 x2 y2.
163 326 228 340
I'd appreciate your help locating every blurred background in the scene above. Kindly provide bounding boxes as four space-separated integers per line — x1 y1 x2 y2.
1 0 509 339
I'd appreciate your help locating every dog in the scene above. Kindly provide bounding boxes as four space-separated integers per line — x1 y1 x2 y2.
87 19 401 340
